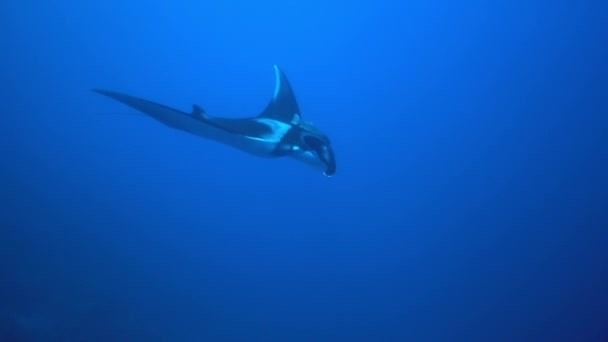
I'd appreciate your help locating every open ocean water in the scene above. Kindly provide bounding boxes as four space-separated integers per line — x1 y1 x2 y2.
1 0 607 341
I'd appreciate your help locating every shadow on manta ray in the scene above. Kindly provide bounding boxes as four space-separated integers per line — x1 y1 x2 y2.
94 65 336 176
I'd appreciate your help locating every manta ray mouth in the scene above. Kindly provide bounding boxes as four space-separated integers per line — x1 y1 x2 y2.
303 135 336 176
322 149 336 176
324 165 336 177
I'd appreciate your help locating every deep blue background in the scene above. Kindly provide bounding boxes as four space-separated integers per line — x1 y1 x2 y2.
1 0 607 341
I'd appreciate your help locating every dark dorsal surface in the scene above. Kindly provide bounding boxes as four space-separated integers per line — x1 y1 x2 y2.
189 103 273 138
204 116 273 138
188 65 301 139
258 65 301 124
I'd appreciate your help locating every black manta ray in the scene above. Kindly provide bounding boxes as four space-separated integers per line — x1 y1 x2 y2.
94 65 336 176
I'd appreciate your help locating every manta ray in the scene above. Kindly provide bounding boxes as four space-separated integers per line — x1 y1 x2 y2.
94 65 336 176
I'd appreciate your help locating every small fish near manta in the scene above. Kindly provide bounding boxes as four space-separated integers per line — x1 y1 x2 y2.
93 65 336 176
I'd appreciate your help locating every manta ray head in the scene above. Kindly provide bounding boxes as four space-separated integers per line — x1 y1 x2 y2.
287 120 336 176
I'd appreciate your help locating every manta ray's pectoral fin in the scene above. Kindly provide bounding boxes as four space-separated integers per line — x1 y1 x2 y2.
258 65 302 125
192 104 206 118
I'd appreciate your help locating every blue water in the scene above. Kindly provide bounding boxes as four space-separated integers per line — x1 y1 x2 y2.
1 0 607 341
